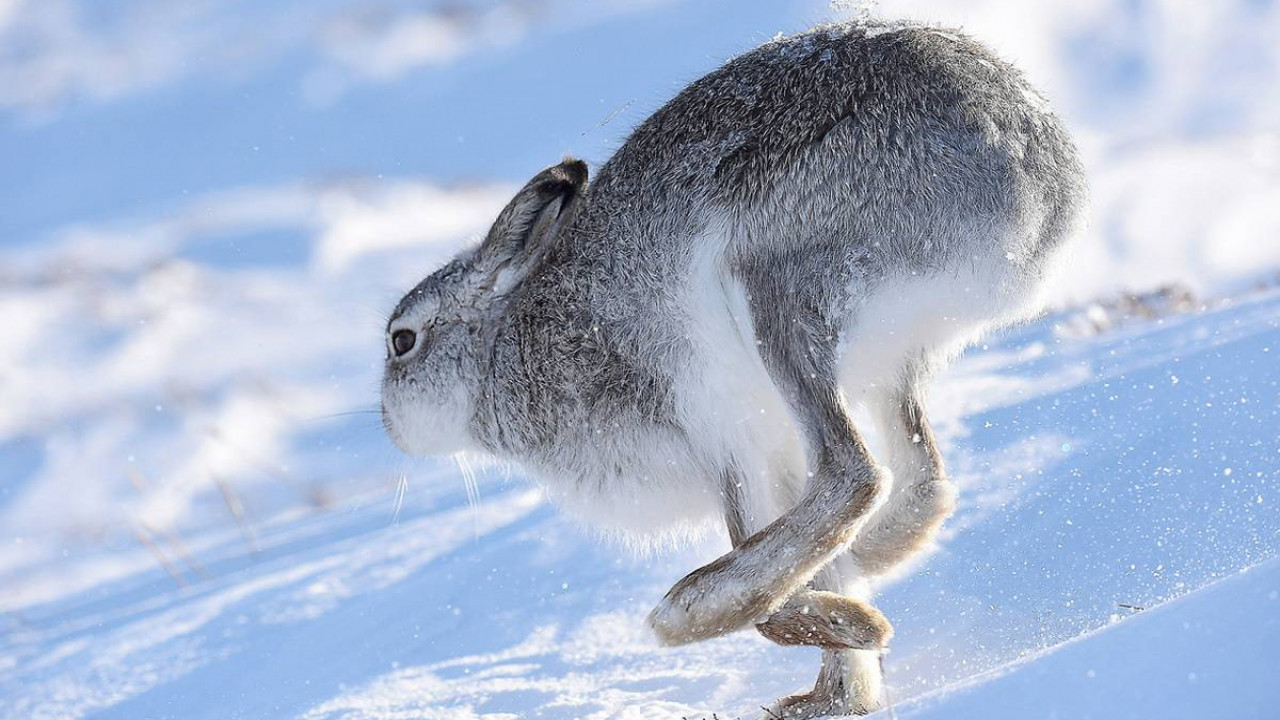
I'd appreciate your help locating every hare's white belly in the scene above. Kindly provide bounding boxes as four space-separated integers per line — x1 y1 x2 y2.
837 244 1062 400
674 226 1061 498
674 236 813 517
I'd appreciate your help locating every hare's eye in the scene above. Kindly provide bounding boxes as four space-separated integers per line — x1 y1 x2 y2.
391 329 417 357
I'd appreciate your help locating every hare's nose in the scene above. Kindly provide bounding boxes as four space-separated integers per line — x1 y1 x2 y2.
391 329 417 357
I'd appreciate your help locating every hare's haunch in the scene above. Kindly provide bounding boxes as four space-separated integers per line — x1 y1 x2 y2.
382 21 1085 718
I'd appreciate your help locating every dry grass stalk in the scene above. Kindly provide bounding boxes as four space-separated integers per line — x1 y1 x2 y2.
215 476 260 555
133 524 188 589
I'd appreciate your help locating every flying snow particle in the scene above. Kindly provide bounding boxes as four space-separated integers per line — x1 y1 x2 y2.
831 0 878 22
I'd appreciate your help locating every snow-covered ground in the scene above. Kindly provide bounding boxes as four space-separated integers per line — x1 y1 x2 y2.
900 555 1280 720
3 284 1277 719
2 0 1279 718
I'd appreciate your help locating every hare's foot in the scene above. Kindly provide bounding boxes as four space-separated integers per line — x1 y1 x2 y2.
649 471 880 646
766 689 875 719
764 649 884 719
648 549 776 646
756 589 892 651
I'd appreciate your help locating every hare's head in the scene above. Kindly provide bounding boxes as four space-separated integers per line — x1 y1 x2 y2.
381 159 588 455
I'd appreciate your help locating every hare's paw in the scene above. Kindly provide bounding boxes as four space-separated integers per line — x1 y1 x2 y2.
648 552 775 646
763 688 878 719
756 590 892 651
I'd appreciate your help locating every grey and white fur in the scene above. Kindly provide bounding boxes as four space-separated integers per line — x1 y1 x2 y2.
381 20 1086 718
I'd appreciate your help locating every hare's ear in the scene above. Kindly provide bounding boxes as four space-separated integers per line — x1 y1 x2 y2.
478 158 587 286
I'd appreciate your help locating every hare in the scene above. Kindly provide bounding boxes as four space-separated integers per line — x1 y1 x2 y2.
381 20 1085 718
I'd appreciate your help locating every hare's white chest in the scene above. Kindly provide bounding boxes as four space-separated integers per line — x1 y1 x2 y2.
531 426 725 539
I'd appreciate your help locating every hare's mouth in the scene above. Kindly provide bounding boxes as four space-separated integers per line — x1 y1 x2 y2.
379 373 420 455
379 402 408 454
380 374 475 458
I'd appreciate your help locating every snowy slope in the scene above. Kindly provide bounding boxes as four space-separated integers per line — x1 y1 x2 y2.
2 289 1276 720
898 556 1280 720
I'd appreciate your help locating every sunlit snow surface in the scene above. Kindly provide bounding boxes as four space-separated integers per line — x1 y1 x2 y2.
899 556 1280 720
2 0 1280 718
2 290 1277 720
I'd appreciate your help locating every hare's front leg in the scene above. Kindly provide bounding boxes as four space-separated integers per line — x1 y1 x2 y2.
722 478 891 718
767 643 885 718
647 272 887 647
764 555 886 718
721 466 890 717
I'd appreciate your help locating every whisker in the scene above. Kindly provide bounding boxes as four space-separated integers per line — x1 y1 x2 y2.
390 474 409 525
455 453 482 538
310 408 382 420
295 408 386 429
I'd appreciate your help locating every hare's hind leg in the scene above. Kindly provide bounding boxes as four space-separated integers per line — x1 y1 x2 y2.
648 270 887 647
850 381 956 576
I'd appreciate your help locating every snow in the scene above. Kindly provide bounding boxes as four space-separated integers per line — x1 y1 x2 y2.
2 0 1279 718
897 557 1280 720
3 288 1276 719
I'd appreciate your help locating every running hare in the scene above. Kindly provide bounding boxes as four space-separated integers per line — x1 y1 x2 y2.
382 20 1085 718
